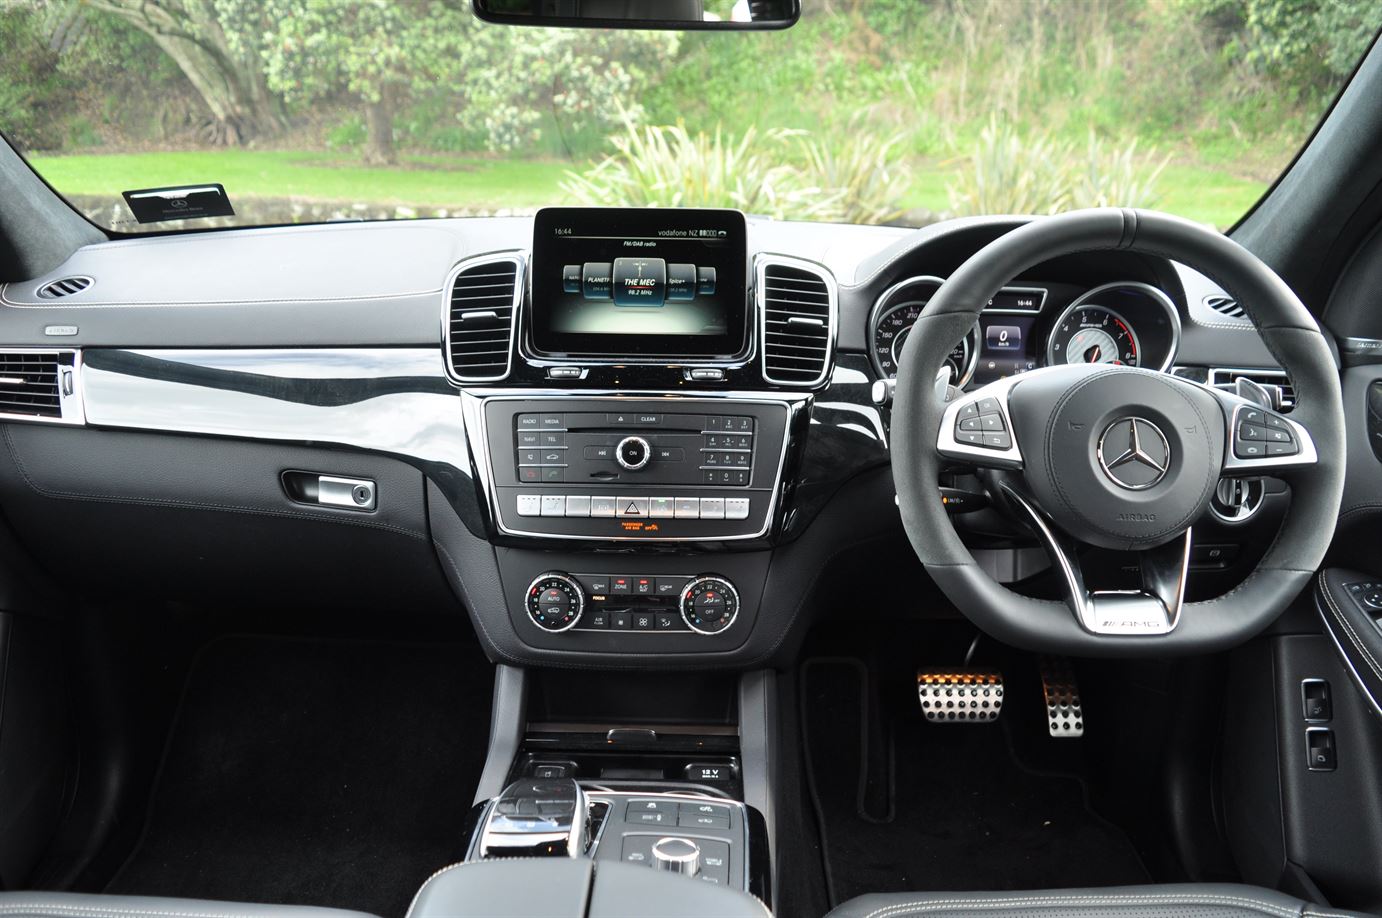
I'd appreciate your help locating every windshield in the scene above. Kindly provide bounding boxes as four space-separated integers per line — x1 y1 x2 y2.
3 0 1377 234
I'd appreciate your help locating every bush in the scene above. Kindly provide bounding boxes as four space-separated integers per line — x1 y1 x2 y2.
561 118 911 225
946 120 1168 216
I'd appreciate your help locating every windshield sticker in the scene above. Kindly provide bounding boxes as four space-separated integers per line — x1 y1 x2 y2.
121 184 234 224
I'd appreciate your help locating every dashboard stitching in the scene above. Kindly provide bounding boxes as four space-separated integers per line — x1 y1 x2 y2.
0 284 440 309
0 427 428 542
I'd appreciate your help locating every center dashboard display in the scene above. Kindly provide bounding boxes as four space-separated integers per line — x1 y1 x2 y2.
529 207 749 359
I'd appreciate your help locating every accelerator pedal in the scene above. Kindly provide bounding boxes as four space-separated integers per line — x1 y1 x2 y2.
1040 657 1084 738
916 669 1004 723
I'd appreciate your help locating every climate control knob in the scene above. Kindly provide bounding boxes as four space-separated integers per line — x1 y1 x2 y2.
680 575 740 635
525 572 584 632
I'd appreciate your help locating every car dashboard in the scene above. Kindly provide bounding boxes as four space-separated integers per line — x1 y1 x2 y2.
0 209 1291 669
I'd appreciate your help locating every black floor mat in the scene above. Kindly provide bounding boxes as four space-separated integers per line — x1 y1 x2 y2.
106 635 493 917
802 657 1150 907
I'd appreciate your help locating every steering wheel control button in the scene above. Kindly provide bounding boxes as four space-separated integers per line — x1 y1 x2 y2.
952 396 1012 450
616 435 651 470
1234 407 1296 458
525 573 584 632
681 575 740 635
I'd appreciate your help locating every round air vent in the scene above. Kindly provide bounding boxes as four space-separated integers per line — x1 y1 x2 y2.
37 276 93 299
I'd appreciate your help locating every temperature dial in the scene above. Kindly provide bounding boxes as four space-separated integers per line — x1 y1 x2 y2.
525 572 585 632
680 575 740 635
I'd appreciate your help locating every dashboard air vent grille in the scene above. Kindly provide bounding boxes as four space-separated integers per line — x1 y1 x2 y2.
760 259 836 386
445 256 522 383
1204 295 1245 319
1209 367 1295 412
0 352 63 418
37 276 93 299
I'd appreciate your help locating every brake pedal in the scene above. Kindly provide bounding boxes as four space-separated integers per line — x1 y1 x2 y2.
916 669 1004 723
1040 657 1084 738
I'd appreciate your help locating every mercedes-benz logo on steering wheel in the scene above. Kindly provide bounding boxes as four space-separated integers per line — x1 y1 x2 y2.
1097 417 1171 490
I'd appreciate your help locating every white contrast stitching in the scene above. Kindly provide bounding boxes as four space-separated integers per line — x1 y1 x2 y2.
851 892 1303 918
1319 574 1382 682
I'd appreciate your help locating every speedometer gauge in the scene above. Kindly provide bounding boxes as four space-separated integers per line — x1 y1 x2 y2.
1047 305 1141 367
872 295 979 386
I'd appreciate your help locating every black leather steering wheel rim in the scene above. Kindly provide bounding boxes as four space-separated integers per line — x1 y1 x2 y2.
892 208 1345 656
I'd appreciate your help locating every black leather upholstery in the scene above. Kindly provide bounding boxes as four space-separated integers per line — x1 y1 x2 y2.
0 893 379 918
825 884 1376 918
1317 569 1382 718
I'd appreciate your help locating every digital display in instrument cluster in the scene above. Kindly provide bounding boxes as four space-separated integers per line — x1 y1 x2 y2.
970 315 1039 386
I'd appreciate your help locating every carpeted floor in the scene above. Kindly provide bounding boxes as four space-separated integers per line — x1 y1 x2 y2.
105 635 494 917
802 657 1150 908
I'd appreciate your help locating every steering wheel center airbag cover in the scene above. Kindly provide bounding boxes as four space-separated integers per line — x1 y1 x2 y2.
1010 364 1224 550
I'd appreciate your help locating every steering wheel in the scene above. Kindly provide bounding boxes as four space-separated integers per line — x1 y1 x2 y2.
892 209 1345 656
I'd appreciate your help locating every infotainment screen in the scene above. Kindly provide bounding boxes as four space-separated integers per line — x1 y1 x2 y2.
529 207 749 359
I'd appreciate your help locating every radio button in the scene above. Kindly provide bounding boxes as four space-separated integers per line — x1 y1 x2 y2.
725 498 750 520
540 495 566 517
674 498 701 519
517 415 541 430
565 496 591 517
700 498 726 520
591 497 617 518
617 497 650 517
650 497 675 518
517 495 542 517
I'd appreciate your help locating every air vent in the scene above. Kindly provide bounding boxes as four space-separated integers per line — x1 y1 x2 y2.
0 351 64 418
1204 294 1246 320
444 255 522 383
1209 367 1295 411
37 276 93 299
760 258 836 387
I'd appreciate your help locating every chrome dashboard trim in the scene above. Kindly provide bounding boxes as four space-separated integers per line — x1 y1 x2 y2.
78 347 472 472
756 253 839 388
1049 281 1182 373
462 388 808 542
441 251 526 385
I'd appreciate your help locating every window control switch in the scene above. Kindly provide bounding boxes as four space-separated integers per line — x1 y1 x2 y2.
1306 727 1337 772
1301 679 1332 722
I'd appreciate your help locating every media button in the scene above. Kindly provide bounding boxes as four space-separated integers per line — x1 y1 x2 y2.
540 414 565 429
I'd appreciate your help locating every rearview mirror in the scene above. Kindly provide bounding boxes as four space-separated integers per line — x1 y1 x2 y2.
472 0 800 30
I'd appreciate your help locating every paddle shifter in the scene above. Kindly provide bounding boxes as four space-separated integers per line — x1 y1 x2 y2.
479 778 587 858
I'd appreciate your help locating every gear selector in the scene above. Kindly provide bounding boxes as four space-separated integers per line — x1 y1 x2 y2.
479 778 587 859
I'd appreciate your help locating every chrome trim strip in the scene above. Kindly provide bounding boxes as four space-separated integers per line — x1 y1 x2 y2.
442 251 526 385
80 347 470 471
1046 281 1181 372
757 254 838 388
463 389 806 542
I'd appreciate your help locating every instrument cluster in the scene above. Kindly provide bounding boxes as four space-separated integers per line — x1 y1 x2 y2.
869 277 1181 387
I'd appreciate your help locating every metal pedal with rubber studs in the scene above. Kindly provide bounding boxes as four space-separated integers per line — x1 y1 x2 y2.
917 669 1004 723
1041 657 1084 737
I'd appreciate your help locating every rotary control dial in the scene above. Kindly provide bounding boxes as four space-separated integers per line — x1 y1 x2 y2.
680 575 740 635
525 572 585 632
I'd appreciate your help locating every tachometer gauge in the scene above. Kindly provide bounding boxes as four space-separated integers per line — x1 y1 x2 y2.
872 299 979 386
1047 305 1141 367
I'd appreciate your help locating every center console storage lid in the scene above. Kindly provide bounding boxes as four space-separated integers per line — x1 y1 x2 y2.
407 858 769 918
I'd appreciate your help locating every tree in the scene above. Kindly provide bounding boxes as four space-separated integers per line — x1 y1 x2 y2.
78 0 285 144
249 0 472 165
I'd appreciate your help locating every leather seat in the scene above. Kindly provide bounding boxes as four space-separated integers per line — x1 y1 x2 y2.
0 892 380 918
825 884 1377 918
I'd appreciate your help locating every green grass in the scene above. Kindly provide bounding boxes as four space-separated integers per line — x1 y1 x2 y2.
27 149 571 209
27 148 1267 229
